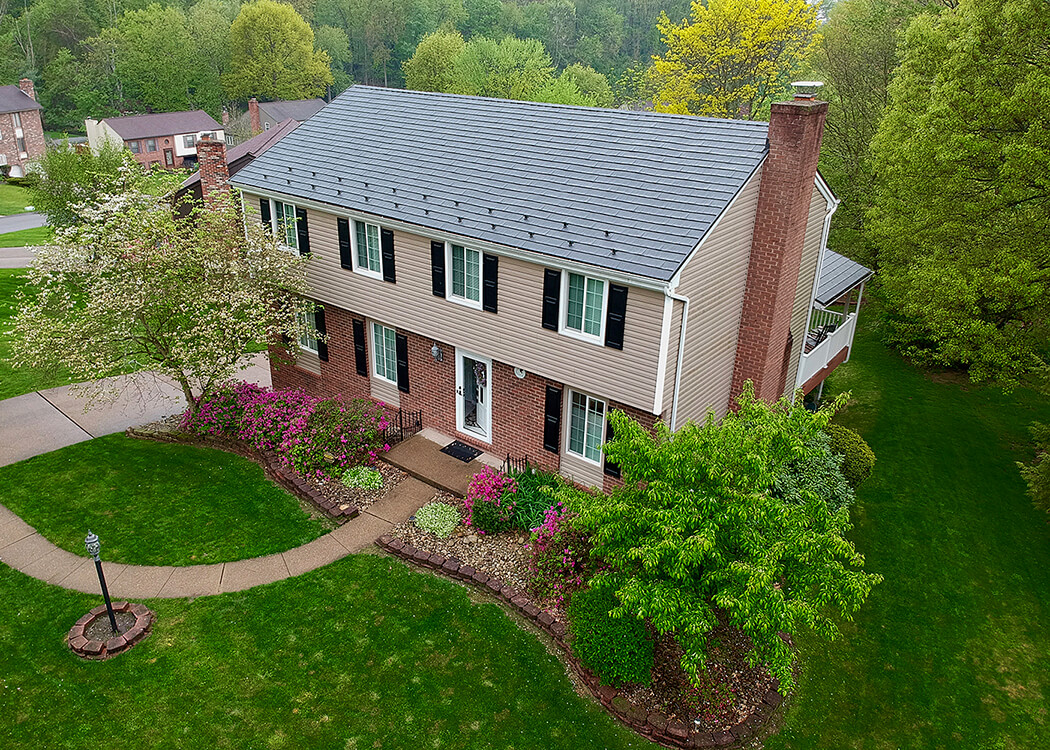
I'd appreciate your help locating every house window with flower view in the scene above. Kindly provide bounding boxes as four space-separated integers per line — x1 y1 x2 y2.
298 311 318 354
273 200 298 251
567 390 605 464
372 322 398 383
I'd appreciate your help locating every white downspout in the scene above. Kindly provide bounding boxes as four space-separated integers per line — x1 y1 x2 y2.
668 290 690 431
795 195 840 391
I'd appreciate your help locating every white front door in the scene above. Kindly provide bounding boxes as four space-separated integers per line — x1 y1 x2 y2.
456 350 492 442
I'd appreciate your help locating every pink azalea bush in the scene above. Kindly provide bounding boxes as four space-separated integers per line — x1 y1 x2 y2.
527 500 593 605
463 467 518 534
181 382 390 480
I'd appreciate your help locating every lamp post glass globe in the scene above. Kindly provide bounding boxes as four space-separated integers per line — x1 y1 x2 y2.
85 530 101 561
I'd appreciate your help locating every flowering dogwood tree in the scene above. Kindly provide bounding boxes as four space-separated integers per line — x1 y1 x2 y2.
11 190 315 418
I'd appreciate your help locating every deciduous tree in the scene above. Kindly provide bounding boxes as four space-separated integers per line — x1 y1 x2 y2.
650 0 819 119
574 386 881 688
11 191 316 418
224 0 333 101
403 28 465 91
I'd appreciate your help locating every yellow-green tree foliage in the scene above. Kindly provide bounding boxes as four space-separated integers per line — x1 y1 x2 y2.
651 0 820 119
224 0 333 101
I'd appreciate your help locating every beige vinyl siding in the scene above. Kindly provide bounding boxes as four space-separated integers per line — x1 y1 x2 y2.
784 185 830 394
250 196 666 413
296 350 321 375
661 298 684 416
672 169 763 426
367 319 402 407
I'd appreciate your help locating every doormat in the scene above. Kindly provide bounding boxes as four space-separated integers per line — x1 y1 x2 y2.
440 440 482 463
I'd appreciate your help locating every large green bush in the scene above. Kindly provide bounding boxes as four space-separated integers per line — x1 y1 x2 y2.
566 586 654 687
1018 422 1050 519
773 432 855 513
826 423 877 488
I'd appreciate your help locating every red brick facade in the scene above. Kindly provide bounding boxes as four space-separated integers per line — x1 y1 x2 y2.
731 96 828 402
270 301 661 484
196 136 229 207
0 79 46 177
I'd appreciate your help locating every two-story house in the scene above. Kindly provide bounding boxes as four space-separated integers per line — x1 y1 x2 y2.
0 78 46 177
223 85 871 490
85 110 224 169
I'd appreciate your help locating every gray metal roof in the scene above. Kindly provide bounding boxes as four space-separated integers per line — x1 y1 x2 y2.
104 110 221 140
259 99 326 123
816 249 873 306
231 86 771 282
0 85 42 115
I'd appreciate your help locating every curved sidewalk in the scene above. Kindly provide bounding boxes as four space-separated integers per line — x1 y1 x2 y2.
0 476 435 598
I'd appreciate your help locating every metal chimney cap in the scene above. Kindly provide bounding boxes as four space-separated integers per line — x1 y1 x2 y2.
792 81 824 99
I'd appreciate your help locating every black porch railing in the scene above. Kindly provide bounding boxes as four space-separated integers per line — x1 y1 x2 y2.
380 408 422 446
502 453 532 475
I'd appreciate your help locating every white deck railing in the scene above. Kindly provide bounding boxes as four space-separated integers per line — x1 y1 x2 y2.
796 311 857 388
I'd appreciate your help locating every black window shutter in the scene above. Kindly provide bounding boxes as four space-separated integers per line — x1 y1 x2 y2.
543 386 562 453
482 253 498 313
352 319 368 376
337 218 352 269
395 333 410 393
295 207 310 256
603 416 621 478
259 198 271 228
314 307 328 362
604 284 629 350
541 269 561 330
381 228 396 283
430 240 445 297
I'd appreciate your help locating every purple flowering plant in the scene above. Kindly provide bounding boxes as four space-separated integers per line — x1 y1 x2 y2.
463 466 518 534
526 501 593 605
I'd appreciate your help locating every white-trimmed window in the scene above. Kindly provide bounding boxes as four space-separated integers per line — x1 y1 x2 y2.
145 138 157 152
298 311 318 354
567 390 606 464
372 322 398 383
563 272 606 340
183 134 197 149
127 140 141 154
448 243 481 307
354 220 382 276
273 200 298 250
12 112 21 128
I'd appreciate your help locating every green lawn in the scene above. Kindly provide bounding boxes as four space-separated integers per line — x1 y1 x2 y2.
0 181 33 215
0 554 652 749
0 434 331 566
767 324 1050 749
0 268 73 399
0 225 52 247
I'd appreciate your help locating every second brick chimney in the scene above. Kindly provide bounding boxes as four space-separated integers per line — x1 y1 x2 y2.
248 98 261 134
196 135 230 208
730 87 829 402
18 77 35 101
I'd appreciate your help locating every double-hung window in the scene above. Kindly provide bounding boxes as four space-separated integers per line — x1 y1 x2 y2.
183 134 197 149
274 200 298 251
372 322 398 383
145 138 157 152
567 391 605 464
298 311 318 354
12 112 21 128
354 221 382 276
449 243 481 307
127 140 141 154
564 273 605 339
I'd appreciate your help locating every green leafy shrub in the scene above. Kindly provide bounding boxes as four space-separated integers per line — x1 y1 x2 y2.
773 432 855 513
341 465 383 490
825 423 876 488
414 502 460 538
566 586 654 687
1018 422 1050 519
511 469 562 531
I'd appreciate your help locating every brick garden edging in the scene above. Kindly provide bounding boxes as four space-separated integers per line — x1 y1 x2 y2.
375 535 786 749
67 602 155 660
127 427 361 523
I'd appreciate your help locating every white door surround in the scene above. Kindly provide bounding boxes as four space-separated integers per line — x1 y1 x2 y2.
455 349 492 443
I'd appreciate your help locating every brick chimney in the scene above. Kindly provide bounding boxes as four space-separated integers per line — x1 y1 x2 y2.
18 77 35 101
196 135 230 208
248 98 261 134
222 108 230 127
730 84 828 402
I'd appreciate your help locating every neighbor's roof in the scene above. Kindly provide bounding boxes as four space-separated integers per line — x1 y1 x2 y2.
815 249 873 306
180 119 300 191
104 110 221 140
0 85 42 115
231 86 771 282
259 99 325 123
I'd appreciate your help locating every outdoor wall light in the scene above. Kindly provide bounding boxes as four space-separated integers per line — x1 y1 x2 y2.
430 344 443 362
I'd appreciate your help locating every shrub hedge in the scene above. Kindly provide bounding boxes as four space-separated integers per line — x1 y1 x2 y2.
826 423 877 488
566 586 654 687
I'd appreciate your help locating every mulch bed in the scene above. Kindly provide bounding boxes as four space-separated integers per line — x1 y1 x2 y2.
388 505 777 736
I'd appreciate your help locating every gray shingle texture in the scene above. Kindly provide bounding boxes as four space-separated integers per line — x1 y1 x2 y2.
0 85 41 115
231 86 771 282
105 110 221 140
815 249 873 306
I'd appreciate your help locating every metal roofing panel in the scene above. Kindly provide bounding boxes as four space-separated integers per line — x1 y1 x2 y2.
815 249 873 306
231 86 770 282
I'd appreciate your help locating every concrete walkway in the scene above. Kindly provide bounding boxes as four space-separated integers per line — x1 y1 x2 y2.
0 476 437 598
0 245 35 268
385 429 501 497
0 211 46 233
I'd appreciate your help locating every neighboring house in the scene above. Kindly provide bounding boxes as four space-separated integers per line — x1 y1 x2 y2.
224 85 871 491
224 98 325 145
0 79 45 177
176 118 298 209
84 111 224 169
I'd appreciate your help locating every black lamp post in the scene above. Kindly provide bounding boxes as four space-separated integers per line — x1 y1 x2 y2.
84 530 118 634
